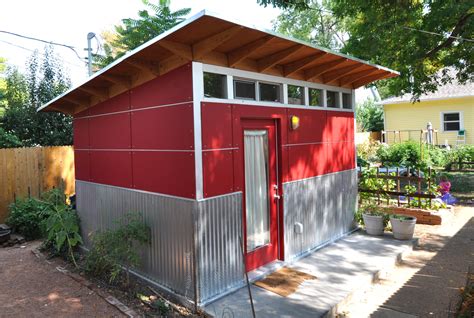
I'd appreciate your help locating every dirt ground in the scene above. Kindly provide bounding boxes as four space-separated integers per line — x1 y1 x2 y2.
339 204 474 317
0 241 124 317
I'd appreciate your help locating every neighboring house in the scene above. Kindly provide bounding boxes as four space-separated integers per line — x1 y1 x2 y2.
39 11 397 306
380 81 474 145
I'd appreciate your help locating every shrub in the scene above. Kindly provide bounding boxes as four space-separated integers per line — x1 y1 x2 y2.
85 212 150 286
6 196 48 240
6 189 82 265
445 145 474 170
357 139 382 165
40 189 82 267
376 141 449 171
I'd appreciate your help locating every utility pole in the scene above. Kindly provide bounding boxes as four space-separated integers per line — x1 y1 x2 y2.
86 32 96 76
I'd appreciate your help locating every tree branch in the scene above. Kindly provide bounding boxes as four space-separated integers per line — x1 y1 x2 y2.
425 12 473 58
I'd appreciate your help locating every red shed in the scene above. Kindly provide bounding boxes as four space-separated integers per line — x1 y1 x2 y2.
40 11 398 306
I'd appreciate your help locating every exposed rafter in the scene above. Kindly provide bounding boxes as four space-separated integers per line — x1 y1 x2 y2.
193 25 243 59
158 55 189 76
322 63 363 83
77 86 109 100
338 68 378 86
227 35 274 67
352 71 391 88
257 45 304 72
159 40 193 60
304 59 346 81
282 52 327 76
101 74 132 88
63 96 89 107
124 58 160 76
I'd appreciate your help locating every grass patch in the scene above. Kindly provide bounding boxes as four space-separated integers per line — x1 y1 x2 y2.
444 171 474 204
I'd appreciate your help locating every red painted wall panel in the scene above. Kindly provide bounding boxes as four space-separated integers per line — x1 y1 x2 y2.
325 111 354 142
88 91 130 116
132 151 195 198
131 103 194 150
73 118 89 149
202 150 234 197
287 143 327 181
74 150 90 181
131 63 193 109
287 109 326 144
201 103 233 150
89 113 131 149
89 151 133 188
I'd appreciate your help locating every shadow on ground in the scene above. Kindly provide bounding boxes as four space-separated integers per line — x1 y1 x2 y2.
371 217 474 318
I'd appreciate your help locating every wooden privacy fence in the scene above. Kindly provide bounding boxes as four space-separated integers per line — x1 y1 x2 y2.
0 146 75 222
359 167 437 208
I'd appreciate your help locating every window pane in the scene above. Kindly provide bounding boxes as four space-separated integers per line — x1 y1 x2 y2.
443 113 460 121
309 88 322 106
259 82 281 102
235 80 256 100
342 93 352 109
204 72 227 99
444 122 460 131
327 91 339 108
288 85 304 105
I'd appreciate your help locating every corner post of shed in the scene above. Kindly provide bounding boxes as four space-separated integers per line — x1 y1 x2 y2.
192 62 204 200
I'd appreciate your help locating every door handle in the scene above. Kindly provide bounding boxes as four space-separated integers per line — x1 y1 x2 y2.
274 194 281 200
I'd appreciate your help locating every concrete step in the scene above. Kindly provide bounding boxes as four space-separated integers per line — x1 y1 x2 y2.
203 230 417 318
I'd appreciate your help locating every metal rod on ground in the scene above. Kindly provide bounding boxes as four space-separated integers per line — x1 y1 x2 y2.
428 167 432 208
396 168 400 207
418 168 422 208
239 235 256 318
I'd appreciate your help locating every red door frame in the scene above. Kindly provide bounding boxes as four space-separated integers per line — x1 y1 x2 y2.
240 118 281 271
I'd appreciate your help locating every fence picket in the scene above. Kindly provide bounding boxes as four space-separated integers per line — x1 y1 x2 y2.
0 146 75 222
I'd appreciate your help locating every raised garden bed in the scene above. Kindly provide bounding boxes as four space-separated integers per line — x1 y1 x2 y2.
381 206 452 225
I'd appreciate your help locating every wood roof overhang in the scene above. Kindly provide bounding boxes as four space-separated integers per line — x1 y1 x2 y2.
39 10 399 115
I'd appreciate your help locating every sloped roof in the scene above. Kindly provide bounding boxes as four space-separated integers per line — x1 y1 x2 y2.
40 10 399 115
380 80 474 104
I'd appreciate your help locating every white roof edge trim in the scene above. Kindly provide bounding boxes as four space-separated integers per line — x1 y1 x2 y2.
39 9 399 112
378 93 474 105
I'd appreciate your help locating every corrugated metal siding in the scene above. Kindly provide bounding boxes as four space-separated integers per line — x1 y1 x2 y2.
196 193 244 303
283 169 357 260
76 181 196 298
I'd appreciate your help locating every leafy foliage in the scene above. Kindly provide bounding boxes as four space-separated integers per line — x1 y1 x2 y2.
356 139 382 166
40 189 83 267
6 196 48 240
356 99 384 132
445 145 474 170
258 0 474 99
94 2 191 69
85 212 150 286
376 141 448 171
0 127 23 148
1 47 72 147
273 0 346 50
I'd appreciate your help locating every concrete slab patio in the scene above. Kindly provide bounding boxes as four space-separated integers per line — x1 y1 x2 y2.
204 231 416 318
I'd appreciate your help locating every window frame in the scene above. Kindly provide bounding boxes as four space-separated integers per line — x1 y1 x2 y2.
440 111 463 132
199 63 354 113
203 72 228 99
233 78 257 101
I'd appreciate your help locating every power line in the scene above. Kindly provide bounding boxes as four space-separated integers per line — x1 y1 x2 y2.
403 26 474 43
0 39 86 69
0 30 86 62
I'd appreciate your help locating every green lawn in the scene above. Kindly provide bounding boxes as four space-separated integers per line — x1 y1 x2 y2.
445 171 474 204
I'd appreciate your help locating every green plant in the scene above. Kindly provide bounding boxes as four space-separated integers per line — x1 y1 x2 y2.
359 167 396 204
40 189 82 267
85 212 150 286
356 202 390 228
445 145 474 170
357 139 382 165
6 196 48 240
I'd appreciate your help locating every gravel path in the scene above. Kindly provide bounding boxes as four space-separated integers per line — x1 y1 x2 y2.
0 241 124 317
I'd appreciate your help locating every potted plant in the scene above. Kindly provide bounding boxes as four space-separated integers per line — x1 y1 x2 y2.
361 204 387 236
390 214 417 240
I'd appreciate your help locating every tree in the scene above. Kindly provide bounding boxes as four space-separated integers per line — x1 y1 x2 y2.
94 1 190 69
273 0 346 50
0 57 7 110
1 46 72 147
258 0 474 100
356 99 384 132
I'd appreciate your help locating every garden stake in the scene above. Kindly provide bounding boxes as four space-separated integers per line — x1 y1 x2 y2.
239 235 256 318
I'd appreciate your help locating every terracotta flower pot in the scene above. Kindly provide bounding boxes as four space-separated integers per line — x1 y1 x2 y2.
390 215 416 240
363 214 384 236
